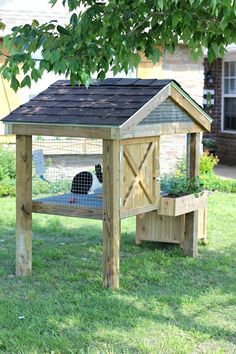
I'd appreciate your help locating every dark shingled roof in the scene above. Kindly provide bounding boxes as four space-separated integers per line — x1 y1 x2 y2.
3 78 173 126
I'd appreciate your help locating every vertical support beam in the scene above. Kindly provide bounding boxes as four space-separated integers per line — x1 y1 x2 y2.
103 140 121 289
16 135 32 275
183 133 201 257
189 133 200 179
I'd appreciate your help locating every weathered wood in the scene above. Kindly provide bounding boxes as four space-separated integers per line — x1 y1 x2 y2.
158 192 208 217
120 85 170 135
123 143 156 205
16 135 32 276
121 138 159 213
103 140 121 289
182 132 201 257
182 211 198 257
121 121 203 139
121 203 159 219
10 123 118 140
136 210 206 246
121 136 158 145
136 212 185 244
198 207 207 243
189 133 201 179
32 202 103 220
170 85 211 132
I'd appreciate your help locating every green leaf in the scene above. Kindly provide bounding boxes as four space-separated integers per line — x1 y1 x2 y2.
57 25 69 35
0 21 6 31
49 0 58 7
147 47 162 64
172 11 181 27
31 69 41 82
21 75 31 88
50 50 60 64
70 13 78 27
10 76 20 92
129 53 141 68
32 19 39 28
68 0 78 11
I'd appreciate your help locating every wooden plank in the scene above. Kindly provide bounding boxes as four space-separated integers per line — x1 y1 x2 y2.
121 203 159 219
198 207 207 243
183 211 198 257
103 140 121 290
121 136 158 145
121 137 158 211
122 144 155 206
136 212 185 244
121 121 203 139
137 210 205 246
182 132 201 257
189 133 201 179
16 135 32 276
158 192 208 217
32 202 103 220
170 85 211 132
10 123 118 140
120 85 170 135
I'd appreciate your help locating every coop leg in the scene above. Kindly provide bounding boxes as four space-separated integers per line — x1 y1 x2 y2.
182 211 198 257
200 208 207 245
16 135 32 276
103 140 120 290
135 215 143 245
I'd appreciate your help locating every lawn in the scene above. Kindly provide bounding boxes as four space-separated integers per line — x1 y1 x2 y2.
0 192 235 353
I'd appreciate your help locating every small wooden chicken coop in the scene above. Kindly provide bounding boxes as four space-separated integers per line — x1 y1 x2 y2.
3 78 212 289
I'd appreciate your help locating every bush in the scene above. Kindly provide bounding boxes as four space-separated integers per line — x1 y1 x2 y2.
32 178 71 196
0 145 16 180
200 174 236 193
161 175 204 197
200 151 219 175
0 178 16 197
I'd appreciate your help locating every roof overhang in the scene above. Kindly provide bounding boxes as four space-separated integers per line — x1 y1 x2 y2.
119 81 212 136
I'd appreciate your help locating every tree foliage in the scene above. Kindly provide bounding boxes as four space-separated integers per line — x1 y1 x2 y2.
0 0 236 91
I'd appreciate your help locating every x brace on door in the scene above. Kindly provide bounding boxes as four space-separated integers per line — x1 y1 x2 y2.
123 142 156 207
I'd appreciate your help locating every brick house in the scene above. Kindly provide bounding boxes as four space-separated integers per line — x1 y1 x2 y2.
138 45 236 166
204 46 236 165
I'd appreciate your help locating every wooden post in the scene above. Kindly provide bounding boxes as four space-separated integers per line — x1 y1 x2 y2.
103 140 121 289
183 133 201 257
16 135 32 275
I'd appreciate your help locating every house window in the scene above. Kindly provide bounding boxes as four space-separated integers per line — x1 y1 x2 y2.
223 61 236 131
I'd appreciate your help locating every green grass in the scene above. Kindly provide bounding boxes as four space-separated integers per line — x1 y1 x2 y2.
0 192 235 353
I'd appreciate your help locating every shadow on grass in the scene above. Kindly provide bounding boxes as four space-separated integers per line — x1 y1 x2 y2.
0 211 235 352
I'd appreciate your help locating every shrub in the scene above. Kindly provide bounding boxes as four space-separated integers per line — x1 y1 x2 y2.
200 174 236 193
0 145 16 180
0 178 16 197
32 178 71 196
161 175 204 197
200 151 219 175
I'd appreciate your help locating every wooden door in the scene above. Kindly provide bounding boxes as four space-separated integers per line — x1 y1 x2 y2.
120 137 160 218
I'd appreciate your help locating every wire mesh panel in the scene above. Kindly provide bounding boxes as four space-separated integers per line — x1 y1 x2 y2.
160 134 188 195
32 137 103 210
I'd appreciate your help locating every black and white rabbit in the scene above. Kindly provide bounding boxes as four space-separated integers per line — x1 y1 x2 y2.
71 164 103 194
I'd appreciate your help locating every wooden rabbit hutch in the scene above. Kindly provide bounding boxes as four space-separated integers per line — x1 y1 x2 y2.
3 78 212 289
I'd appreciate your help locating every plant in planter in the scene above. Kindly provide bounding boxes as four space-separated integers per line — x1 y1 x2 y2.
161 175 205 198
136 174 208 248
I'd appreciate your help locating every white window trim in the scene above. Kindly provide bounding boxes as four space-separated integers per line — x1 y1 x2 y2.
221 57 236 133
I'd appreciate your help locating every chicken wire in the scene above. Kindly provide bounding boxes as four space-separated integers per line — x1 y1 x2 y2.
32 137 103 209
160 134 189 195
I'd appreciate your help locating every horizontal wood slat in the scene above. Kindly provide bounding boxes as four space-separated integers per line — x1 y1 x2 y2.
32 202 103 220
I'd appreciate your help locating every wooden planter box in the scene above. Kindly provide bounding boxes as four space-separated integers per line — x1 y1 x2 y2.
158 191 208 217
136 192 208 246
